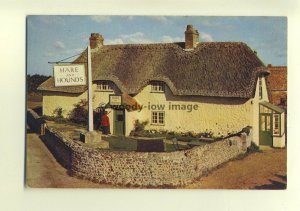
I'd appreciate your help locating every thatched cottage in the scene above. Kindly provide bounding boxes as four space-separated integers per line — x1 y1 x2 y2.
38 25 286 147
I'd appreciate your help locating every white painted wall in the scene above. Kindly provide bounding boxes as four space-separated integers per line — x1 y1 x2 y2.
273 134 286 148
251 77 270 145
43 91 87 117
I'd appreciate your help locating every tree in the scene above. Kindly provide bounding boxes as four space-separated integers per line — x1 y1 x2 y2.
27 74 50 93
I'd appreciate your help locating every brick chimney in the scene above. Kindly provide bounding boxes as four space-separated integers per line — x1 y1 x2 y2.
185 25 199 49
89 33 104 49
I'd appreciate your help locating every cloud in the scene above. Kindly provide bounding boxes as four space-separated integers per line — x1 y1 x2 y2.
106 38 124 44
107 32 154 44
90 16 111 23
147 16 170 24
44 52 54 57
161 35 182 43
44 47 85 59
107 31 210 45
120 32 144 39
36 16 66 25
201 32 213 42
53 41 65 49
74 48 84 53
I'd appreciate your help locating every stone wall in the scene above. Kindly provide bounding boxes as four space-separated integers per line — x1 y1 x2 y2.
42 127 248 187
42 128 73 169
27 109 249 187
27 109 45 134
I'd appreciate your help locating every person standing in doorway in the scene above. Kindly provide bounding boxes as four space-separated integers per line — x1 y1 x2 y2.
101 111 110 135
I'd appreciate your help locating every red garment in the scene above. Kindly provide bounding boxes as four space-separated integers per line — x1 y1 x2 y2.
101 114 110 126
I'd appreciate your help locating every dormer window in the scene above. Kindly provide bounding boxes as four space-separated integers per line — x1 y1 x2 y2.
151 81 165 93
96 81 113 91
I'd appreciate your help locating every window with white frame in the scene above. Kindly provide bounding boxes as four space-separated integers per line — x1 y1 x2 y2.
151 111 165 125
273 114 280 135
151 81 164 92
96 81 112 91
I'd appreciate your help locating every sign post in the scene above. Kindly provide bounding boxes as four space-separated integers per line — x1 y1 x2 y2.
87 45 94 132
51 46 107 146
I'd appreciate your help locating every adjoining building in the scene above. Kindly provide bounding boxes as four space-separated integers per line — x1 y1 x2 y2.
38 25 286 148
267 64 287 109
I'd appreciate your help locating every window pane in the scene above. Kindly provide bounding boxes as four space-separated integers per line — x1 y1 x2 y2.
158 112 164 124
266 116 271 131
103 83 107 90
151 83 156 91
152 112 157 123
260 116 265 131
273 114 279 135
97 81 112 91
152 112 164 124
151 82 164 92
158 82 162 91
281 113 285 134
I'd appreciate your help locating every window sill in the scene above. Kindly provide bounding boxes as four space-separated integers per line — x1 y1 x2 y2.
273 132 285 137
150 91 165 93
150 123 165 126
95 90 114 92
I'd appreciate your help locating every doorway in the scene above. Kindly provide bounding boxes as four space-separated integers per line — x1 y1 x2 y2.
113 109 125 135
259 113 273 146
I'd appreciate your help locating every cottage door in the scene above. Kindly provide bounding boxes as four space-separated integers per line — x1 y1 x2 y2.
259 114 273 146
113 109 125 136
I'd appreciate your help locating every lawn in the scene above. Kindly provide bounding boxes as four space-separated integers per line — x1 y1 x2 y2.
45 120 208 152
102 135 196 152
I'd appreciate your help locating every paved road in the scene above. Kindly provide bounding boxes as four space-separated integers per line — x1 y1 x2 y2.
26 131 115 188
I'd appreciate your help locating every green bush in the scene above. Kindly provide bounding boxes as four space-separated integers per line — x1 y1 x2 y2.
129 120 149 136
27 74 50 93
69 99 88 125
247 141 261 153
41 115 69 123
53 107 64 118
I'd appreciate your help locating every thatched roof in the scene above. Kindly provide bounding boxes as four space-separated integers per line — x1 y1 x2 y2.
38 41 267 98
38 77 87 93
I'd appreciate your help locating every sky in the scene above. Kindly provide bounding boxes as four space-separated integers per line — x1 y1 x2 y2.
27 16 287 76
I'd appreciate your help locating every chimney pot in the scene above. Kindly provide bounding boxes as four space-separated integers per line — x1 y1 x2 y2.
89 33 104 49
185 25 199 49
